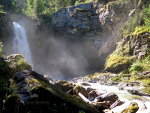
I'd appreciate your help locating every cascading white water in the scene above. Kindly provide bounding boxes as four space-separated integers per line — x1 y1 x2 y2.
13 22 33 66
76 82 150 113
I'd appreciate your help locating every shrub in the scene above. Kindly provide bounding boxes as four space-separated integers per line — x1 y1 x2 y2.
129 61 144 73
130 55 150 73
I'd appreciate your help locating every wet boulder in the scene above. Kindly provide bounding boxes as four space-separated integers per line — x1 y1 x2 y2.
121 102 139 113
0 54 32 112
88 90 106 101
54 80 75 94
94 93 118 105
73 85 89 98
6 54 32 75
3 70 100 113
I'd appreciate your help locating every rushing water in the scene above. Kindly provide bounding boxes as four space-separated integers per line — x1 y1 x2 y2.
13 22 33 66
77 82 150 113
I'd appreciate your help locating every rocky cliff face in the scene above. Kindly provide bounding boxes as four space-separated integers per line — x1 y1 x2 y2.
105 0 150 73
50 0 147 73
52 2 101 37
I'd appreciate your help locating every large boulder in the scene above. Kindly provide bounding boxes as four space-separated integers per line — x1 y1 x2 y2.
94 92 118 105
0 54 31 112
3 70 101 113
0 54 31 79
6 54 32 74
53 80 75 94
73 84 89 98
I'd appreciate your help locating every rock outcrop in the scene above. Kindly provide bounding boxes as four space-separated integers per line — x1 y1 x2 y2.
52 2 101 37
105 27 150 73
0 54 31 113
3 70 101 113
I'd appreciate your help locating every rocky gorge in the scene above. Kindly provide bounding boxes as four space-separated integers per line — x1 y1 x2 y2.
0 0 150 113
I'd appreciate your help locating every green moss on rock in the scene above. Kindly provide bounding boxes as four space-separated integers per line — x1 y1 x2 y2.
132 26 150 36
105 54 135 73
121 102 139 113
139 78 150 95
7 54 32 74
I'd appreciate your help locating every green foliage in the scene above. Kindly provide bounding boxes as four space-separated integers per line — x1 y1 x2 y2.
129 61 144 73
0 79 12 96
143 4 150 27
1 0 96 24
132 26 150 36
20 0 75 21
123 3 150 35
129 56 150 73
22 0 38 18
0 5 4 14
123 13 141 34
0 0 19 13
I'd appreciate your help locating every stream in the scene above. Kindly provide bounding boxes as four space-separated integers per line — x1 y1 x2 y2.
76 82 150 113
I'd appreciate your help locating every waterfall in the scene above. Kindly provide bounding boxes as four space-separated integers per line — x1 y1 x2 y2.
12 22 33 66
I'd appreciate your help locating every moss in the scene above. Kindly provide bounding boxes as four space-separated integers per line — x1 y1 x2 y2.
38 78 99 113
113 41 131 56
142 87 150 95
132 26 150 36
122 102 139 113
111 76 122 82
7 54 32 74
105 54 135 73
105 36 137 73
26 78 43 91
139 78 150 95
126 102 139 113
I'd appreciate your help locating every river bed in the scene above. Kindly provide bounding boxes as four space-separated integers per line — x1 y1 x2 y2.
76 82 150 113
